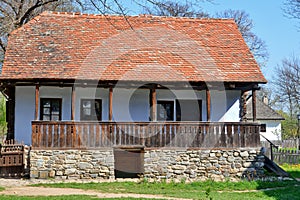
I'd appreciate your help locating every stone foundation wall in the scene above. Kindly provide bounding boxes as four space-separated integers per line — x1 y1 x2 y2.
30 149 114 179
30 148 264 181
144 149 265 181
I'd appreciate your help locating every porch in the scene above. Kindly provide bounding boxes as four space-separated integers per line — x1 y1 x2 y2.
31 121 261 149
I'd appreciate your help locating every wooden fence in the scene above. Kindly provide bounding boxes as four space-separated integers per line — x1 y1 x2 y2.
273 149 300 165
0 140 25 178
32 121 261 149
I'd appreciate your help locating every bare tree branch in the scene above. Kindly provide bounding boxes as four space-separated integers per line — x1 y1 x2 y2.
19 0 59 26
143 0 209 18
272 56 300 116
283 0 300 19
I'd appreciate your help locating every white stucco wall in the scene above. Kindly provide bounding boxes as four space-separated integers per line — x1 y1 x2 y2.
15 86 35 145
75 87 109 121
259 120 282 141
14 86 242 145
15 86 72 144
112 88 149 121
210 90 240 122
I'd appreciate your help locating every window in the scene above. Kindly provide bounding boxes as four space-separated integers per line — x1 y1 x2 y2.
157 100 174 121
176 100 202 121
40 98 62 121
80 99 102 121
260 124 266 132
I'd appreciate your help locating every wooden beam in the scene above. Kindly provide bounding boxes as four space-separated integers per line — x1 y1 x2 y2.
252 90 257 122
150 88 157 121
206 89 211 121
109 87 113 121
241 91 248 122
35 85 39 121
6 86 15 140
71 86 76 121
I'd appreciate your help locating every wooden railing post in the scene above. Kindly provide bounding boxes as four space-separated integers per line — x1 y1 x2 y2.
35 85 39 120
71 86 76 121
252 89 257 122
150 88 157 121
109 87 113 121
31 121 262 149
206 89 211 121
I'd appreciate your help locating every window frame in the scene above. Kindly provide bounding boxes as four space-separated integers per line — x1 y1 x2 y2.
80 99 102 121
156 100 175 121
40 98 62 121
260 124 267 132
176 99 202 121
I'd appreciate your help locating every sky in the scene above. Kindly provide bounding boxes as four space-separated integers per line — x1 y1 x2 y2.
124 0 300 83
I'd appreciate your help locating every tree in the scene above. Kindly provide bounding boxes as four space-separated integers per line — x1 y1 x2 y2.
143 0 209 18
0 0 86 64
272 56 300 117
216 10 268 67
0 94 6 139
277 110 298 139
283 0 300 22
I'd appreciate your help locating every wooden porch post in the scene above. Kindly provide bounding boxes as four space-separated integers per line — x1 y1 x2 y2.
109 87 113 121
150 88 157 121
35 85 39 120
6 86 15 140
206 89 211 121
241 91 248 122
71 86 76 121
252 89 257 122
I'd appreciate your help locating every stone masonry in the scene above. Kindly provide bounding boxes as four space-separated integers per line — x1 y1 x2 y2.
143 148 265 181
30 148 264 181
30 149 114 179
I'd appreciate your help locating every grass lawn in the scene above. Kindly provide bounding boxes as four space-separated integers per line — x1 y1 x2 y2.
281 163 300 179
26 179 300 200
1 166 300 200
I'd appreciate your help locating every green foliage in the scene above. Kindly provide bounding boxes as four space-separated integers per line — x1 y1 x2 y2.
279 147 298 152
0 94 6 137
277 110 298 139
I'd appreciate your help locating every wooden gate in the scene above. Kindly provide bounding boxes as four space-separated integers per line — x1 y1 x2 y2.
114 147 144 178
0 140 25 178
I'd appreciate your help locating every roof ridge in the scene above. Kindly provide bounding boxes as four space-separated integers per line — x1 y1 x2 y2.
42 11 235 23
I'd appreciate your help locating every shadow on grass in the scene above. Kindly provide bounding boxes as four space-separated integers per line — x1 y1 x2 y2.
286 170 300 179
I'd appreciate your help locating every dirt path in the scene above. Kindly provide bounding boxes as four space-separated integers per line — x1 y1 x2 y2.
0 185 188 200
0 178 299 199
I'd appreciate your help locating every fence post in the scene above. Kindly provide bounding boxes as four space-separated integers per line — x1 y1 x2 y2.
270 143 274 161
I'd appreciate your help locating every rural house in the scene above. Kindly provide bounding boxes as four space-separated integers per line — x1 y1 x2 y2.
0 12 267 180
246 96 284 141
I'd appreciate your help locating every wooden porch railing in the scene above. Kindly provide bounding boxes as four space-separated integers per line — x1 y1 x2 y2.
31 121 261 149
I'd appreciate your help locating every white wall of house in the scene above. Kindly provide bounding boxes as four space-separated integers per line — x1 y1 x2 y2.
75 87 109 121
15 86 35 145
15 86 72 144
259 120 282 141
210 90 241 122
14 86 242 145
112 88 150 121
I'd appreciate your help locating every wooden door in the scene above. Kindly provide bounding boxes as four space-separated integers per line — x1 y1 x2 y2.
114 148 144 178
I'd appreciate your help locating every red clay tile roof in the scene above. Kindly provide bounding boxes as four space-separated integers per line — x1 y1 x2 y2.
0 11 267 83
